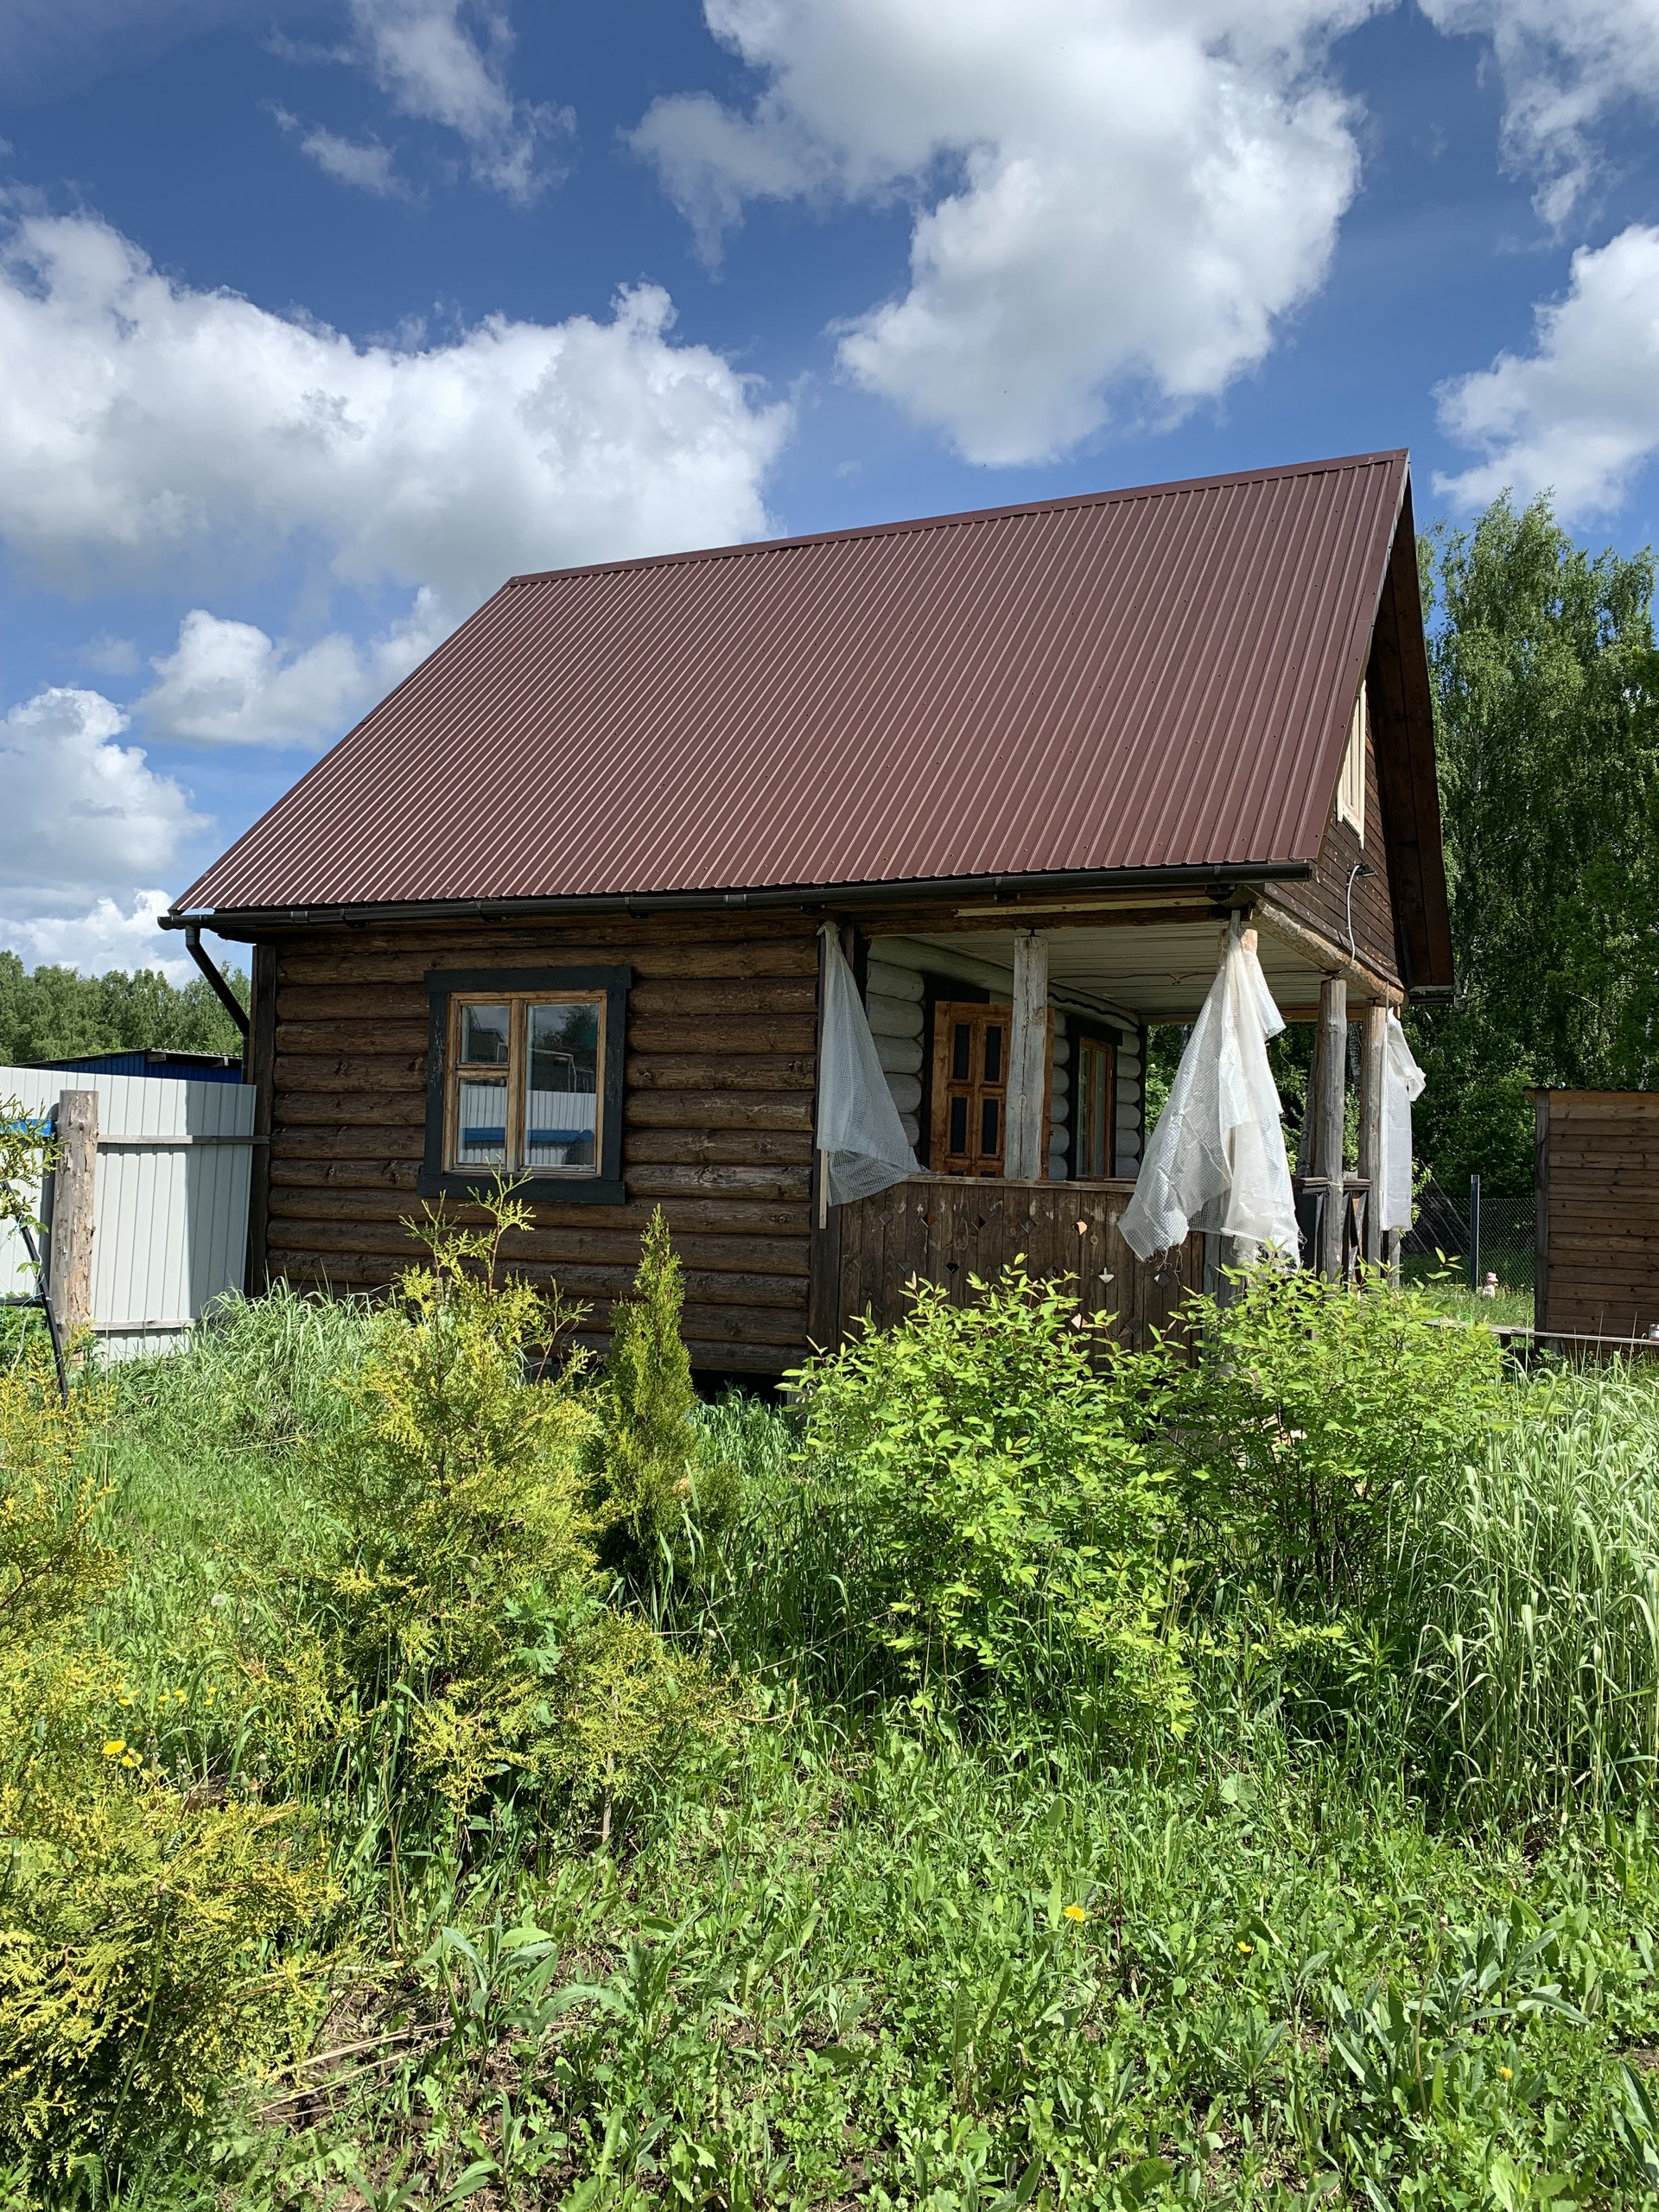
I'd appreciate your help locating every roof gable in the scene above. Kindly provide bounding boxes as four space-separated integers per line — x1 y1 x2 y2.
177 450 1420 917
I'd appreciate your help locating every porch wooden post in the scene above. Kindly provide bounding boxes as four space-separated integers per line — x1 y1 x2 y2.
1357 1001 1387 1270
1005 931 1049 1179
1316 978 1347 1281
51 1089 99 1351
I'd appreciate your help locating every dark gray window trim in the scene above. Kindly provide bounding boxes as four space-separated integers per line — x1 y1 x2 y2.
421 964 632 1205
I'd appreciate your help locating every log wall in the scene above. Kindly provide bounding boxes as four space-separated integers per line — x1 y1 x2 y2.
1535 1089 1659 1340
823 1176 1204 1354
259 910 822 1374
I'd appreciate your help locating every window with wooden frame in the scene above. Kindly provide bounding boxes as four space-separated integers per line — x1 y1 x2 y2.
927 1000 1052 1176
1338 683 1368 841
1071 1029 1116 1180
421 965 630 1202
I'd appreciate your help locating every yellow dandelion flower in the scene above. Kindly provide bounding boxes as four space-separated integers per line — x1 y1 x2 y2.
1063 1904 1088 1923
102 1739 125 1758
1499 2066 1513 2082
1238 1942 1253 1954
121 1752 140 1769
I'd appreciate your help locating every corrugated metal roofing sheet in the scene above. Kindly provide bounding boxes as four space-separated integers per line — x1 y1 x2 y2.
176 450 1410 915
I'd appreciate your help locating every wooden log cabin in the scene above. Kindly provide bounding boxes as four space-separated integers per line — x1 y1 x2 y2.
166 451 1452 1377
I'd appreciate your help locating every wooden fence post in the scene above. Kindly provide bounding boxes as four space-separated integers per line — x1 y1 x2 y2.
51 1089 98 1351
1357 1001 1387 1270
1316 978 1347 1281
1005 931 1050 1179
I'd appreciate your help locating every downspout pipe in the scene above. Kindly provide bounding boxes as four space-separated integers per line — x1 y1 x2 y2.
184 923 251 1040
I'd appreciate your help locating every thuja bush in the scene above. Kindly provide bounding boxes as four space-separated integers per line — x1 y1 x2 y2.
251 1189 731 1830
584 1207 739 1586
792 1265 1189 1739
0 1342 324 2195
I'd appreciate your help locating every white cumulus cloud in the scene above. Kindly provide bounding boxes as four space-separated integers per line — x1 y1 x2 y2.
0 892 198 984
632 0 1385 466
1434 223 1659 518
141 591 449 747
0 687 207 911
1417 0 1659 225
343 0 569 202
0 209 788 609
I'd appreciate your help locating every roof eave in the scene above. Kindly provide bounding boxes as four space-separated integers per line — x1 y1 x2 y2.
163 857 1316 940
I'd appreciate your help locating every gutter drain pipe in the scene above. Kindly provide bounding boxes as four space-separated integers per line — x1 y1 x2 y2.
184 923 251 1040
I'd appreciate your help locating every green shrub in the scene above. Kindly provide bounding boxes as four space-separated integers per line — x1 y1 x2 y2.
1163 1268 1507 1605
584 1207 739 1584
793 1265 1188 1738
257 1190 730 1827
0 1342 324 2194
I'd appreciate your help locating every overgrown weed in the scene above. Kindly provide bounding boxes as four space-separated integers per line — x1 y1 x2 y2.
7 1234 1659 2205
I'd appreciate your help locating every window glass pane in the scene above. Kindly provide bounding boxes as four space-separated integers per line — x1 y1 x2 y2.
981 1097 999 1155
949 1096 968 1154
455 1075 507 1166
951 1023 971 1082
525 1001 599 1169
982 1025 1003 1084
461 1003 511 1065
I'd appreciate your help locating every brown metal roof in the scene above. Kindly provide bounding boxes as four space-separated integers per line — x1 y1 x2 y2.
175 450 1414 917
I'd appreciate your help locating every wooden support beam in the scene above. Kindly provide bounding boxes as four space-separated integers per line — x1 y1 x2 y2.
1358 1001 1387 1269
245 943 276 1296
1316 978 1347 1281
1005 931 1050 1179
51 1090 99 1350
1253 898 1403 1009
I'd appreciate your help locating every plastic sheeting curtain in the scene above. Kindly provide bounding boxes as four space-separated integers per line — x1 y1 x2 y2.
1379 1011 1425 1233
1121 923 1299 1262
816 925 920 1208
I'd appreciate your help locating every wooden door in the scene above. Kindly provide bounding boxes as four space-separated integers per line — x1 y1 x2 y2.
930 1001 1008 1173
928 1001 1052 1176
1071 1031 1116 1179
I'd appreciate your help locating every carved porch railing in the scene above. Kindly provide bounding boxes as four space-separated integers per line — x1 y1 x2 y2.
817 1177 1205 1357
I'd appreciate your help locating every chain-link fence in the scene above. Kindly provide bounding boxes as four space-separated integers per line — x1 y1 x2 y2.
1402 1173 1535 1293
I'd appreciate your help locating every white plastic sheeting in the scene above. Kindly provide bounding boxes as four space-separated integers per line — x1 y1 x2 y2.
1120 925 1299 1262
816 926 920 1206
1379 1012 1426 1233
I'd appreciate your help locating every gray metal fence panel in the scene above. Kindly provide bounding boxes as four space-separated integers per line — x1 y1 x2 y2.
0 1065 254 1358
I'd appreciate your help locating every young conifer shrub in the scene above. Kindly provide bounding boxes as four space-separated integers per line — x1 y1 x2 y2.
585 1207 738 1582
256 1187 730 1827
0 1341 324 2191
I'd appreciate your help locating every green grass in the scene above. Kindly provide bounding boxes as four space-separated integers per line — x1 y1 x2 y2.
18 1289 1659 2209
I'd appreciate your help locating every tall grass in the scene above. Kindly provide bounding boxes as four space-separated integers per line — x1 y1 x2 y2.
1395 1363 1659 1821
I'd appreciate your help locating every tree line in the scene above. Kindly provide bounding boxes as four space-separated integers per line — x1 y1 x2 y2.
1413 494 1659 1196
0 951 248 1068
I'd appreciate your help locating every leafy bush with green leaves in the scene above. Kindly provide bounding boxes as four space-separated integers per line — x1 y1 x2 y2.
583 1207 738 1584
793 1264 1188 1738
1162 1267 1507 1605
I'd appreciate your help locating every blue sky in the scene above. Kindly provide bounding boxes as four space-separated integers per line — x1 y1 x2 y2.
3 0 1657 980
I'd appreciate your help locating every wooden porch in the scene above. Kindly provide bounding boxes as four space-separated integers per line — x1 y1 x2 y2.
812 1175 1205 1354
810 1169 1382 1362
